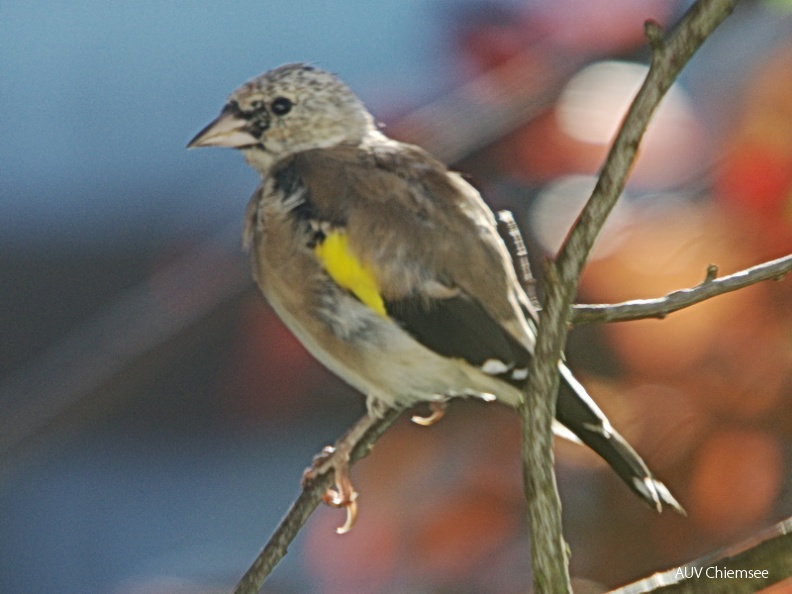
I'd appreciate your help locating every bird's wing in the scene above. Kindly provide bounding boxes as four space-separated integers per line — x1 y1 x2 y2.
288 140 535 383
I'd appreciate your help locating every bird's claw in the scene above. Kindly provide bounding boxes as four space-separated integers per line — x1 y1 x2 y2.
411 401 447 426
302 445 359 534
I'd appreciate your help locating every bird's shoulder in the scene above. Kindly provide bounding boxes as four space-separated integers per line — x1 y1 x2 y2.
285 133 479 216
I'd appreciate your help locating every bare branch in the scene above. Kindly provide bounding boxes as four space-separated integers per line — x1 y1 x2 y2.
520 1 737 592
233 408 402 594
572 254 792 325
610 517 792 593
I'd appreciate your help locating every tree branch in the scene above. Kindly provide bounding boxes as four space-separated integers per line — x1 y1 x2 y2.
232 408 402 594
519 1 736 592
610 517 792 593
572 254 792 325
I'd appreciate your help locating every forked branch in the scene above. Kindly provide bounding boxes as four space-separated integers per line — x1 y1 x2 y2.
519 1 737 592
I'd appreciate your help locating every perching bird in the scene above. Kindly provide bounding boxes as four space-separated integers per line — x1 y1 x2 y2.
188 63 683 532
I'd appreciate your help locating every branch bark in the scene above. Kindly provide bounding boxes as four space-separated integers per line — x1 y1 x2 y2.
519 1 737 592
571 255 792 325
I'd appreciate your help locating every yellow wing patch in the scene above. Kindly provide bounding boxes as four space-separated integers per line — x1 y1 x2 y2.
314 230 387 317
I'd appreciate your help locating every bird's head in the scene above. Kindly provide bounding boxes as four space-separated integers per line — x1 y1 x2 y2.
188 63 375 171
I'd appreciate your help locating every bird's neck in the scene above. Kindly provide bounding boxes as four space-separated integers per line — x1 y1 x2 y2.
242 147 278 177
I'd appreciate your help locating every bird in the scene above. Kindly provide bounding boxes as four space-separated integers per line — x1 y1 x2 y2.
188 63 684 532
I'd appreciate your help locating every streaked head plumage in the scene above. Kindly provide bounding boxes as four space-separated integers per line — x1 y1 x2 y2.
188 64 375 169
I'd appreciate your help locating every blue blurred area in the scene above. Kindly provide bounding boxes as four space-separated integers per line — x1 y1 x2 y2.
0 3 460 592
0 0 455 247
1 426 317 594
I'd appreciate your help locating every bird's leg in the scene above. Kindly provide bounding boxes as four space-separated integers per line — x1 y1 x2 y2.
411 401 447 426
301 410 382 534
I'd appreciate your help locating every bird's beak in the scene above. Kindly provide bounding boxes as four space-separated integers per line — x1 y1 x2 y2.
187 110 259 149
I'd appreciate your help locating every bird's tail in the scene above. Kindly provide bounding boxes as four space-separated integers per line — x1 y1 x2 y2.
555 363 685 515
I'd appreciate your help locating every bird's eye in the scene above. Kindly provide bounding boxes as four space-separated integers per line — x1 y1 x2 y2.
270 97 293 116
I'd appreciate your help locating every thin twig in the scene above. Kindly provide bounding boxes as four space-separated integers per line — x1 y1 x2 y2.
233 408 402 594
520 2 737 592
610 516 792 593
572 254 792 325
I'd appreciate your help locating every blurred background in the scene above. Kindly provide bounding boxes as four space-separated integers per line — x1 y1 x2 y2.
2 1 792 592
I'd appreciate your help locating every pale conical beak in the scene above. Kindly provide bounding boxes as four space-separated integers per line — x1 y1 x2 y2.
187 110 259 149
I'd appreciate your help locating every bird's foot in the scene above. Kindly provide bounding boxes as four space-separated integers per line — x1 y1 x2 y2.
302 444 359 534
302 410 385 534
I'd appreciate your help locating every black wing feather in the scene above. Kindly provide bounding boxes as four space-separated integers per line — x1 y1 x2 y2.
385 293 529 384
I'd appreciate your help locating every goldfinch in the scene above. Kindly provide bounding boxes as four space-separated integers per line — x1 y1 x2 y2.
188 63 683 530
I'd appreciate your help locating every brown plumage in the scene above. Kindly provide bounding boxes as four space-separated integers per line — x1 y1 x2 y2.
188 63 684 530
